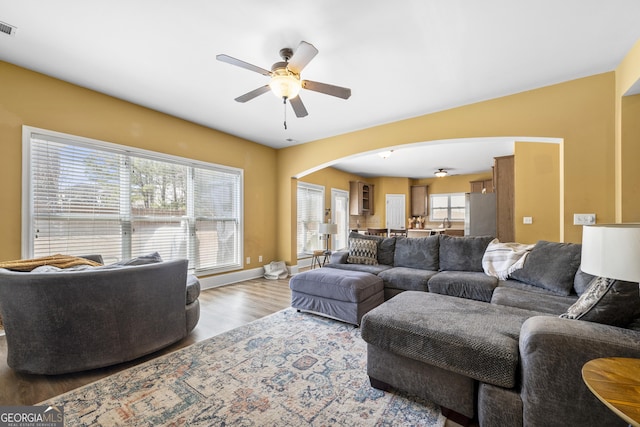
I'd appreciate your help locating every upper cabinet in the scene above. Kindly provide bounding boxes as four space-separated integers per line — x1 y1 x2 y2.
470 179 494 193
350 181 374 215
410 185 428 217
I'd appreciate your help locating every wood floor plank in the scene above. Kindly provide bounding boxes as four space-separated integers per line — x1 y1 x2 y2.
0 276 292 405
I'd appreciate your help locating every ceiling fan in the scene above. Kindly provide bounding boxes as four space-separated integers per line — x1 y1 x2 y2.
216 41 351 126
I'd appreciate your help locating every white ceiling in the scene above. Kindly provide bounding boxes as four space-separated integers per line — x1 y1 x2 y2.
1 1 640 178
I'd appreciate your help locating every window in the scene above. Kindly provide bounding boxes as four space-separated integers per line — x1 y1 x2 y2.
297 182 324 257
22 126 243 275
331 188 349 251
430 193 466 222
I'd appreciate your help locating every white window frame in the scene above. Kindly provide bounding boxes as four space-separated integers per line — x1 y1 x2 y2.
296 181 325 258
430 192 466 222
22 125 244 275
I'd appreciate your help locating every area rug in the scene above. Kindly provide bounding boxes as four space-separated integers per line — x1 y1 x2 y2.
42 308 445 426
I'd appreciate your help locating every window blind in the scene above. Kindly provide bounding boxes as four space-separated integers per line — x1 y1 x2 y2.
25 128 243 274
297 182 324 256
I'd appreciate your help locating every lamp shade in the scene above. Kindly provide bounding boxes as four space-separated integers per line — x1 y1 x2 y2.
581 223 640 282
319 223 338 235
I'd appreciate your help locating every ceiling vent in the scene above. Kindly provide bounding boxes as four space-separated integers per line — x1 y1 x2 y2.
0 21 17 37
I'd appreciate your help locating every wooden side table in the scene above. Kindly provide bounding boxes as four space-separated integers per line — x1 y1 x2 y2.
582 357 640 427
311 250 329 269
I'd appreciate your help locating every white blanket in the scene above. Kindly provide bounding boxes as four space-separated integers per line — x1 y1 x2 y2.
482 238 535 280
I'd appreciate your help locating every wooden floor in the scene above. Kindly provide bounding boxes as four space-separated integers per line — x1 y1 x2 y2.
0 276 292 406
0 273 466 427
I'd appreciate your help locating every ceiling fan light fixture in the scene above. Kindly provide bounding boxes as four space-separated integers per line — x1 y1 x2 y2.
435 169 448 178
269 68 301 99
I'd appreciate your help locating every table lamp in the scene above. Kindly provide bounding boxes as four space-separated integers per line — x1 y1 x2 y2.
319 223 338 253
581 223 640 284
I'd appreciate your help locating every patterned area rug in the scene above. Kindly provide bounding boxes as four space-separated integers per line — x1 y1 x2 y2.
43 309 445 426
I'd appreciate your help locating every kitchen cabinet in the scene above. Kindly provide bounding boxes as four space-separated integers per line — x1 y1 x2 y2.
494 155 514 242
470 179 494 193
349 181 374 215
410 185 428 217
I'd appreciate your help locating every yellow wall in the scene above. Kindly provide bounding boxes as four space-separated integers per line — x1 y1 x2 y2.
514 142 561 243
615 39 640 221
277 72 616 264
621 94 640 221
0 61 278 270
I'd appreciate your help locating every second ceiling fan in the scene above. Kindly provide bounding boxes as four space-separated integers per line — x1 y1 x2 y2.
217 41 351 122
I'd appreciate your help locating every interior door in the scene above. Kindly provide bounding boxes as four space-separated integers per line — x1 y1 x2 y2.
331 188 349 250
385 194 406 231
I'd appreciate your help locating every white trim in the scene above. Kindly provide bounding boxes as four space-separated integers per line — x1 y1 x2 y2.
198 266 265 289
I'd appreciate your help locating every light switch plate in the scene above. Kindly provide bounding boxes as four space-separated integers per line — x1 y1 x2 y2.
523 217 533 224
573 213 596 225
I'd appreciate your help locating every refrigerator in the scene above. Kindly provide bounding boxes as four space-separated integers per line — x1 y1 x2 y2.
464 193 497 237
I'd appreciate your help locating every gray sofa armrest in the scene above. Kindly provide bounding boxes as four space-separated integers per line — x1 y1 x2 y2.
329 251 349 264
519 316 640 427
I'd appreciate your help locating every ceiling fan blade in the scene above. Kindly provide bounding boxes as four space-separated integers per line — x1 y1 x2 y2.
302 80 351 99
287 41 319 74
289 95 308 118
234 85 271 103
216 54 272 76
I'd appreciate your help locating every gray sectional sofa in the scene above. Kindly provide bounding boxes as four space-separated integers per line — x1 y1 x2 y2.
0 254 200 374
327 232 640 426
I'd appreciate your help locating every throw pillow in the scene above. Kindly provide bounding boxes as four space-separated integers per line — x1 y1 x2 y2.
560 276 640 327
100 252 164 269
347 238 379 266
510 241 581 296
573 267 596 296
349 231 396 265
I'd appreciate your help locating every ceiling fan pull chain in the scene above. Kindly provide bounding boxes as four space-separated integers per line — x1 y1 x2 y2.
283 97 288 130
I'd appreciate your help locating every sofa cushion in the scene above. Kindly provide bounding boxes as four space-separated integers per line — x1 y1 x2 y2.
428 271 498 302
324 263 393 275
361 291 546 388
347 238 378 265
560 276 640 327
439 235 494 272
349 232 396 265
491 287 576 315
378 267 438 293
186 274 201 305
510 241 581 296
393 236 439 270
290 268 383 303
573 267 596 296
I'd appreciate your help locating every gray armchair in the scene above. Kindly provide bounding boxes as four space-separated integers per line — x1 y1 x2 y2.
0 258 199 374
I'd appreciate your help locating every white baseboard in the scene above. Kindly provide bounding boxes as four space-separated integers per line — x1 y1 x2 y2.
198 261 310 289
199 267 265 290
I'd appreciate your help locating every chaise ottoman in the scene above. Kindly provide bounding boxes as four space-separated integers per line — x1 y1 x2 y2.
289 268 384 325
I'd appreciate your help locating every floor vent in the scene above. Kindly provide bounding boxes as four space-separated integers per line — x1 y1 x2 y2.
0 21 17 36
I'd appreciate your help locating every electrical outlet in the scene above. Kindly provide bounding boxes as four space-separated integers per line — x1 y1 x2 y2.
573 213 596 225
246 257 251 265
258 255 263 263
523 217 533 224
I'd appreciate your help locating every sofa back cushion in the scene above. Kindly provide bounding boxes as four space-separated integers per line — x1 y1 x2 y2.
348 232 396 265
510 241 581 296
439 235 494 272
393 236 439 270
